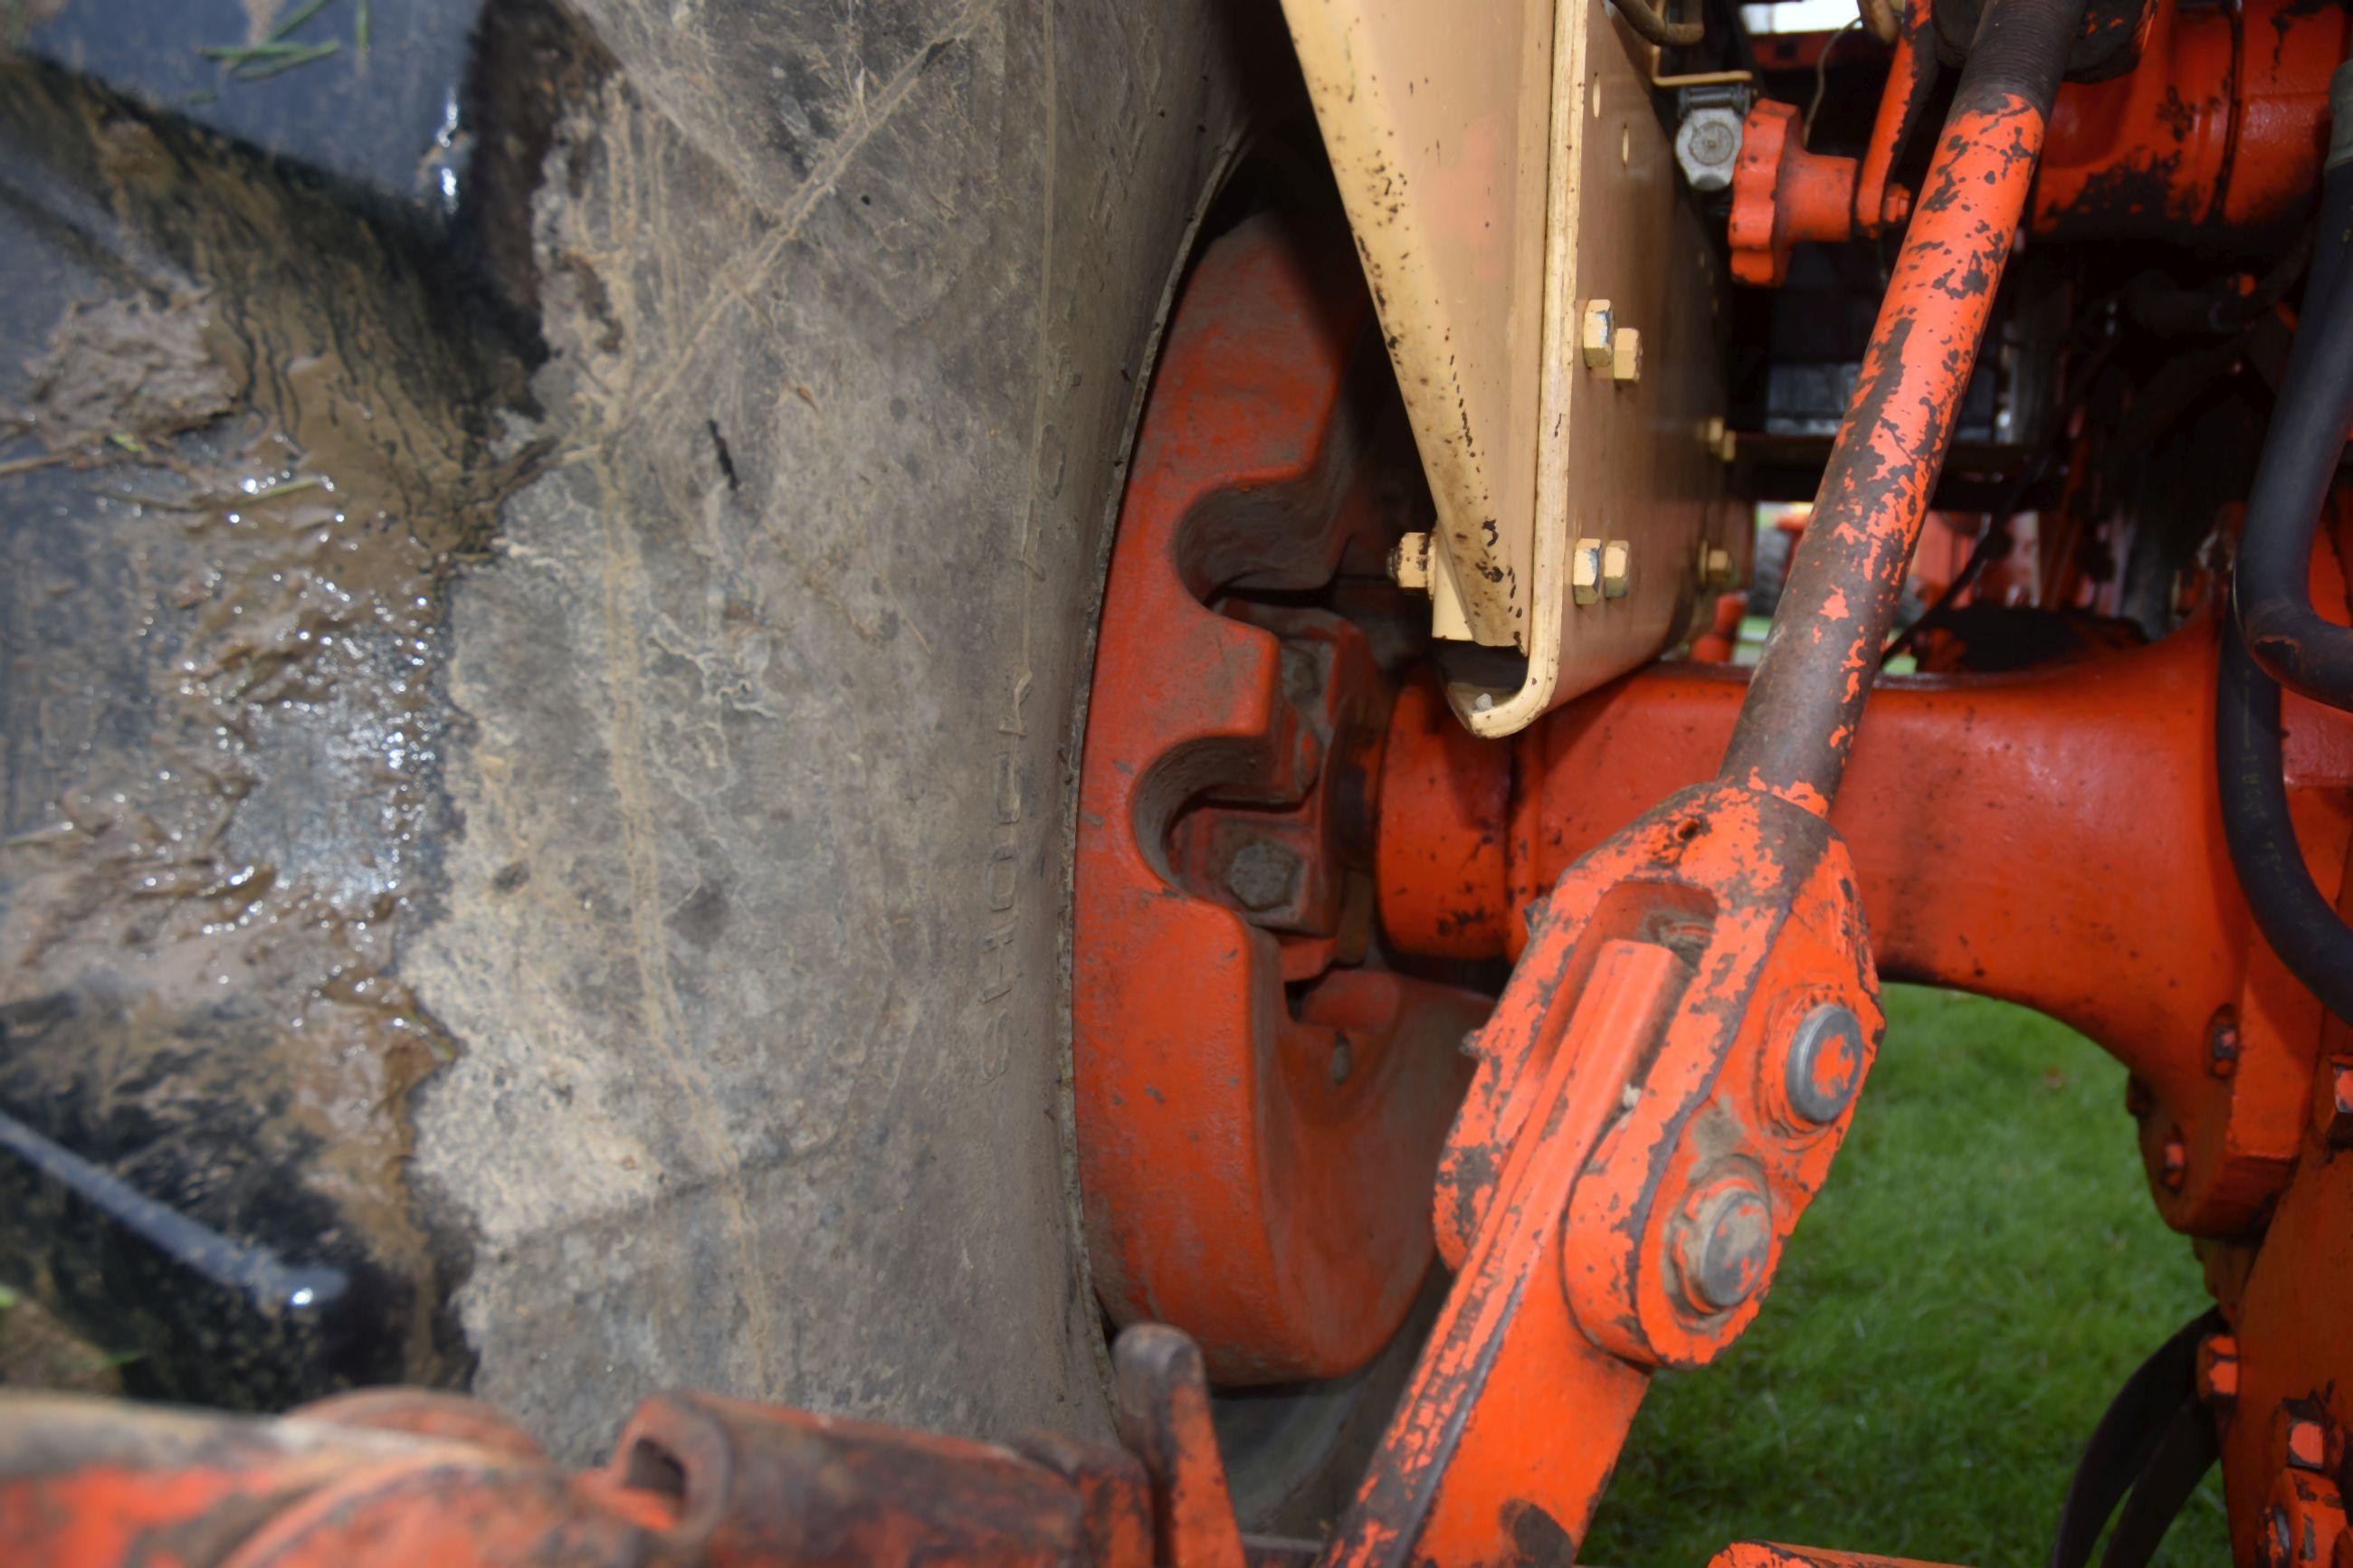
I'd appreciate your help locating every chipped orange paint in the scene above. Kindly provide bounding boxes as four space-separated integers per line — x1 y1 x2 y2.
1734 0 2341 286
0 1374 1178 1568
1323 776 1881 1564
1386 618 2353 1239
1726 81 2061 813
1072 214 1489 1382
1323 939 1681 1568
2032 0 2347 239
1853 0 1938 235
1108 1328 1245 1568
1709 1545 1979 1568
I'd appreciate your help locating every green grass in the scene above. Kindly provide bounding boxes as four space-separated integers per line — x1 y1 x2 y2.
1582 986 2230 1568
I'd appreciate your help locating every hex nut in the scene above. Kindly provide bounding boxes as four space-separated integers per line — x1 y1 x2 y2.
1701 415 1740 465
1601 539 1632 600
1571 537 1605 605
1702 545 1737 585
1674 106 1745 193
1226 839 1301 913
1612 328 1643 385
1581 300 1615 369
1390 530 1433 593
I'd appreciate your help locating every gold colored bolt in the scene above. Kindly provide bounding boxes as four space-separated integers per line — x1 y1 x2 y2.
1602 539 1632 599
1389 530 1433 593
1703 545 1736 585
1581 300 1615 370
1612 327 1643 385
1571 537 1604 605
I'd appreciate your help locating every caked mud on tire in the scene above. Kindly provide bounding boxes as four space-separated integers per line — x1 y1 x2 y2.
1 0 1277 1460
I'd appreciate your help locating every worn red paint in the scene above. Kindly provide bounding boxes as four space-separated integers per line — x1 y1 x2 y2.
1071 214 1489 1382
1732 0 2341 287
1726 75 2062 811
1378 615 2353 1240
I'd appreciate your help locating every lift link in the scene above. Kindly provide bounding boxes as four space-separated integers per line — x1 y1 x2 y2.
1311 0 2088 1559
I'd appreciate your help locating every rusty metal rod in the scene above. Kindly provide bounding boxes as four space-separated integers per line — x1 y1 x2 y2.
1720 0 2087 815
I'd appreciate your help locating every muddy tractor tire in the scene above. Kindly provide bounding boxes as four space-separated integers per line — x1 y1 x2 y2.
0 0 1277 1463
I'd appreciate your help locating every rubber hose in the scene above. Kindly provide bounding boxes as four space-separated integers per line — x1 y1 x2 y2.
1613 0 1705 49
2232 128 2353 708
2216 619 2353 1026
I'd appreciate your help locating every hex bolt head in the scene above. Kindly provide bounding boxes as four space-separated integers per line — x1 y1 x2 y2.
1674 1177 1773 1314
1601 540 1632 600
1674 108 1744 193
1784 1003 1865 1126
1581 300 1615 369
1389 530 1433 593
1612 328 1643 385
2319 1055 2353 1146
2196 1333 2240 1407
1571 537 1605 605
1225 839 1301 913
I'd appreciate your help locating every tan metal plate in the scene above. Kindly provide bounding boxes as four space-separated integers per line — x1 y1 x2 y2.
1286 0 1741 736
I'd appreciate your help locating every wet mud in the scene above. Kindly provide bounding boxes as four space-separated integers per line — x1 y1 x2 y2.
0 61 532 1403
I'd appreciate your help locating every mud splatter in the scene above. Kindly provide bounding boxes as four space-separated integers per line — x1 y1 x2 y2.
0 72 533 1399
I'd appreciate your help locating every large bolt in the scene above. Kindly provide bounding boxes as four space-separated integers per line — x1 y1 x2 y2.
1674 1176 1773 1314
1784 1003 1865 1126
1601 540 1632 599
1571 537 1605 606
1581 300 1615 369
1612 328 1643 385
1225 839 1301 913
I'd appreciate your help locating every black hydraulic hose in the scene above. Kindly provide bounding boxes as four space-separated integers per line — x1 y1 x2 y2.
2232 70 2353 708
2216 619 2353 1026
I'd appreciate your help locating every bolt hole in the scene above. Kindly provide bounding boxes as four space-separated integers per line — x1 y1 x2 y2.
1676 817 1705 842
623 1438 690 1502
